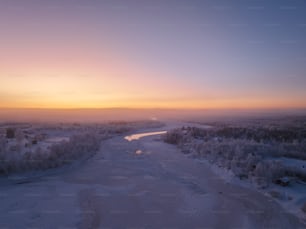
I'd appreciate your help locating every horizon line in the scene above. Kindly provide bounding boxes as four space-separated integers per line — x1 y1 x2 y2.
1 107 306 111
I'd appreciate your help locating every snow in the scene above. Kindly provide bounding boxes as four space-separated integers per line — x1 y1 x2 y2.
0 120 305 228
163 121 306 225
278 157 306 170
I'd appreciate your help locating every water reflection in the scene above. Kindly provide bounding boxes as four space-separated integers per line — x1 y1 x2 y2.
45 136 69 143
125 131 167 141
135 150 143 155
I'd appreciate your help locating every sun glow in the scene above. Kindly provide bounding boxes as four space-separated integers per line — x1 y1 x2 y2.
1 0 306 111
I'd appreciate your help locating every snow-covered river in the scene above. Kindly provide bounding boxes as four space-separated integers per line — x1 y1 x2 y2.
0 122 304 228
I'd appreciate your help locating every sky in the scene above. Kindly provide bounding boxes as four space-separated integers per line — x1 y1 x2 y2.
1 0 306 110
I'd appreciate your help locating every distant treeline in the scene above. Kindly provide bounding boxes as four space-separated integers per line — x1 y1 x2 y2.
183 126 306 143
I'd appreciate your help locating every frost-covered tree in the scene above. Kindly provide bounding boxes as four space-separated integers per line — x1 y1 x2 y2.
15 129 24 144
0 136 7 153
6 128 15 139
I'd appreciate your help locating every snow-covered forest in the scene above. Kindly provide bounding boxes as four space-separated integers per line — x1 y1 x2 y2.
0 121 163 174
164 123 306 185
163 118 306 216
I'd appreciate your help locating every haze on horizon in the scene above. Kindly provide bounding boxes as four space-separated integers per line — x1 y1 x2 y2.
1 0 306 110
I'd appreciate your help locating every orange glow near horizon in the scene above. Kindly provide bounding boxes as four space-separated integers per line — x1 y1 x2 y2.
1 64 306 110
1 73 306 110
1 48 305 110
1 83 305 110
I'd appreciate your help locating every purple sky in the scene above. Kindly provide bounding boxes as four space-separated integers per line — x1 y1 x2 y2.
1 0 306 109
